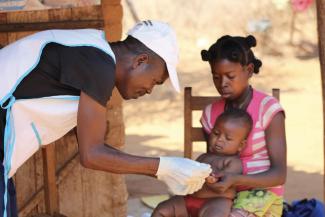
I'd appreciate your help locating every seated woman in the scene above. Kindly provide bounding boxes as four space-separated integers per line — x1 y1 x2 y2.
153 35 286 217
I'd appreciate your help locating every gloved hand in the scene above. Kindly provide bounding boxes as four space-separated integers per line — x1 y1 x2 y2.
156 156 212 195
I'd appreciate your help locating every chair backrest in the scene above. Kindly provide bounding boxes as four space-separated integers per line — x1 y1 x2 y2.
184 87 280 159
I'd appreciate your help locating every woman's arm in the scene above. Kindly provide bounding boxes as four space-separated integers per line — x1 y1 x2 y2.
77 91 159 175
213 112 287 192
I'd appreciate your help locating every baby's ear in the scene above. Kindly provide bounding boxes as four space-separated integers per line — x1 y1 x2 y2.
238 139 247 152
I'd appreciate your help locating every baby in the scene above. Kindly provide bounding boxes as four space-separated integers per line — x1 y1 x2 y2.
153 108 253 217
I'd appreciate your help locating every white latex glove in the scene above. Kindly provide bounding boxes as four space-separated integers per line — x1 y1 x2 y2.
156 156 212 195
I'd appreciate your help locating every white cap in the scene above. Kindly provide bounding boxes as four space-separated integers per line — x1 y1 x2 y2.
127 20 180 92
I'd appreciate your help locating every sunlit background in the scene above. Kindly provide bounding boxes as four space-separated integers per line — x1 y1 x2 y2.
120 1 323 207
1 0 322 215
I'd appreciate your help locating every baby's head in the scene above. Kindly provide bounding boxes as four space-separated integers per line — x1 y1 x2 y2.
208 108 253 155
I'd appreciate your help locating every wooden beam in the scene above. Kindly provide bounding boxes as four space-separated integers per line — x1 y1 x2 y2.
42 143 58 215
100 0 123 42
0 20 104 32
272 88 280 101
18 188 44 216
316 0 325 202
184 87 193 159
191 96 219 111
191 127 205 142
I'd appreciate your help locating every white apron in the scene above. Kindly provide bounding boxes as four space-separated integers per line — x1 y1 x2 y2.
0 29 115 217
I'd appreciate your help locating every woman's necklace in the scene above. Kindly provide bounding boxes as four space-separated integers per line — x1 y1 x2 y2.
225 86 253 111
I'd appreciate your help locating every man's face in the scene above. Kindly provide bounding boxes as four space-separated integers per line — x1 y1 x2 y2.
117 54 168 100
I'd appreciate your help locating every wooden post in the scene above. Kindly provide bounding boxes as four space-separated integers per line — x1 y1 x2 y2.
316 0 325 202
272 88 280 101
42 143 58 215
100 0 123 42
184 87 193 159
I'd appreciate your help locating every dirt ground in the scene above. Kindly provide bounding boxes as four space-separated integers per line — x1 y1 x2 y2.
120 0 324 216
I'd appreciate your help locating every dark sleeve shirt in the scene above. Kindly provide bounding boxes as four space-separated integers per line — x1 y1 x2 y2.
0 43 116 160
13 42 116 106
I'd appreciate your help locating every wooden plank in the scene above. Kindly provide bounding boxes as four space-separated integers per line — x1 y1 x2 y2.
272 88 280 101
7 9 49 23
0 20 104 32
71 5 102 21
55 130 78 172
56 152 79 185
18 151 79 216
42 143 58 215
184 87 193 159
15 155 37 210
101 0 122 42
48 7 72 21
100 4 122 25
6 6 49 43
101 0 121 5
191 96 219 110
0 12 8 47
18 188 44 216
101 1 123 107
191 127 206 142
1 5 103 32
35 150 44 197
0 13 7 24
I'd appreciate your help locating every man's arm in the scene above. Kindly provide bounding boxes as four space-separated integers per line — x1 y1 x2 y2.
76 91 212 196
77 91 159 175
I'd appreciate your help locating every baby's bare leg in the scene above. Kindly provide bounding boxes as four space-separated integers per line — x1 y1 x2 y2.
152 196 189 217
198 198 232 217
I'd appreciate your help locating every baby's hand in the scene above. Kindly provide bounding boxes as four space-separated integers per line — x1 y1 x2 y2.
205 172 223 184
206 175 217 184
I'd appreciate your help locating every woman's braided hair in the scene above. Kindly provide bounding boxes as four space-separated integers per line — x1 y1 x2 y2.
201 35 262 74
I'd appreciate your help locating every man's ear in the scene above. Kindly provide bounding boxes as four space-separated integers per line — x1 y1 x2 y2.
132 53 149 69
246 63 254 78
238 139 247 152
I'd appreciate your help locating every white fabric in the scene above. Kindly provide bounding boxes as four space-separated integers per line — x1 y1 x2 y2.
0 29 116 178
156 156 212 195
0 28 115 106
9 96 79 177
127 20 180 92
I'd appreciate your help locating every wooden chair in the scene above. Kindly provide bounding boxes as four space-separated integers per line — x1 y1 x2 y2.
184 87 280 159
